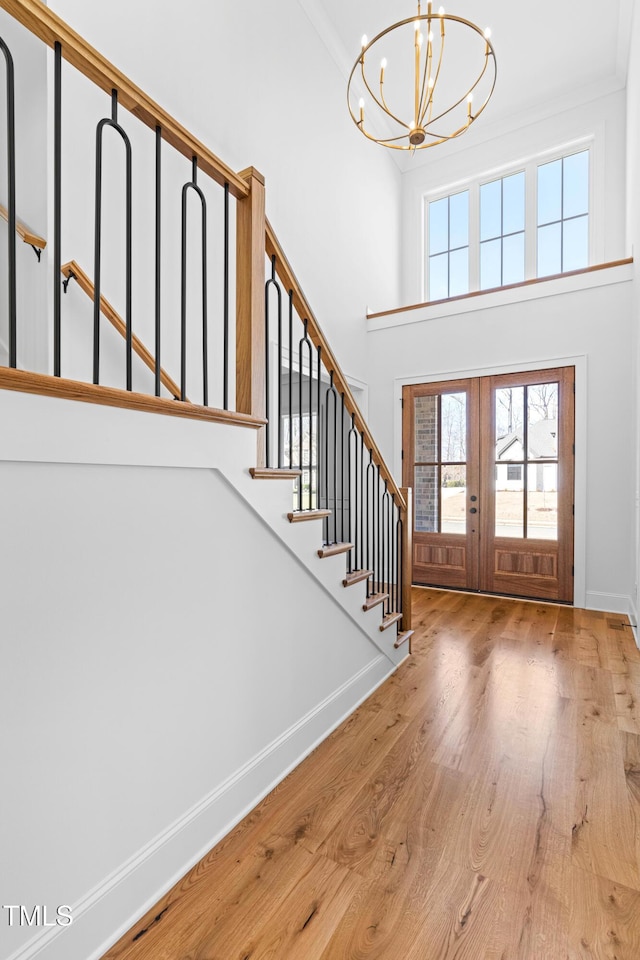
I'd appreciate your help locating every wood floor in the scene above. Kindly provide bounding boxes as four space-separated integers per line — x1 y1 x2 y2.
102 588 640 960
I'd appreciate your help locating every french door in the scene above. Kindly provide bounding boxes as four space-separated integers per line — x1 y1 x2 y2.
402 367 574 602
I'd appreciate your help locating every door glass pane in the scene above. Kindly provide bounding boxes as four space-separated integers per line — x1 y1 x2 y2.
440 392 466 461
527 463 558 540
495 386 524 456
414 395 438 462
441 465 466 534
495 467 524 538
527 382 558 459
415 465 438 533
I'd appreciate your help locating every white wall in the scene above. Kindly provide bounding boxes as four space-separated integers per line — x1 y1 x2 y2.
626 0 640 627
0 390 396 960
399 89 627 309
366 269 635 614
45 0 402 386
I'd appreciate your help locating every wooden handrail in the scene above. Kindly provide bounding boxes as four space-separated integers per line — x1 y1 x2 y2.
0 366 266 427
0 203 46 252
0 0 249 199
265 220 406 511
61 260 183 400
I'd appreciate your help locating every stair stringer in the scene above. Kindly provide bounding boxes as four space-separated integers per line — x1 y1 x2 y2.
214 460 407 667
0 388 407 668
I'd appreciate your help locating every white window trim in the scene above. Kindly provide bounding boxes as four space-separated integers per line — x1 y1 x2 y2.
421 134 598 302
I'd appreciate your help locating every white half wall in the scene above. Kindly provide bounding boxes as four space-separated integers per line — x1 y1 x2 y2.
366 267 635 615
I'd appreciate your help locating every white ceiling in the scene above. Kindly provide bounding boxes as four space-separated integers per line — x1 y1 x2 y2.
301 0 634 171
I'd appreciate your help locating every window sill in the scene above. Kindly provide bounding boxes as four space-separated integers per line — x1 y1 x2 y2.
367 259 633 330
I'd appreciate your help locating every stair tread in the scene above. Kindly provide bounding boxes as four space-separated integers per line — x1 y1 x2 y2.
362 592 389 611
379 611 403 632
342 569 373 587
250 467 302 479
288 509 331 523
317 542 353 559
394 630 414 650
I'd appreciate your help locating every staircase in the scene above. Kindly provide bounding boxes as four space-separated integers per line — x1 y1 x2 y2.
0 4 412 960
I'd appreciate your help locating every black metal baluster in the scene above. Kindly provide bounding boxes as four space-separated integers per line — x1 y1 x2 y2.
392 498 398 612
223 182 229 410
305 334 320 510
264 254 281 468
0 39 15 367
154 125 161 396
397 514 403 616
181 156 208 404
288 291 293 470
324 373 331 540
53 41 62 376
298 320 312 512
315 344 321 513
377 467 382 597
388 487 393 614
340 393 346 545
277 276 283 468
347 413 357 574
325 373 339 544
94 90 133 388
366 449 375 592
382 484 389 614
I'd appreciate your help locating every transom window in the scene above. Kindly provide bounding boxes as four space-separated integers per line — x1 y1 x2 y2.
537 151 589 276
480 172 525 289
428 191 469 300
425 147 590 300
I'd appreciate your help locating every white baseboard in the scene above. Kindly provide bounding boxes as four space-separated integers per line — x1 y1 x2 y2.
628 596 639 648
585 590 633 616
8 655 396 960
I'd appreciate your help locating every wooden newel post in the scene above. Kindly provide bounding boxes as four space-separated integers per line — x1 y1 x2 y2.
236 166 267 466
400 487 413 636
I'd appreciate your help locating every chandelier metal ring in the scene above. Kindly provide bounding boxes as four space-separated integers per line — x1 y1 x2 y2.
347 4 497 151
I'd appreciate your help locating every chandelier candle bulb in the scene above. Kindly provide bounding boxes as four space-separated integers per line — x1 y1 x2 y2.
347 0 496 150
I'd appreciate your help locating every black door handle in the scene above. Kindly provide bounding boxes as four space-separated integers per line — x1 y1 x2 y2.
470 507 477 514
470 495 477 502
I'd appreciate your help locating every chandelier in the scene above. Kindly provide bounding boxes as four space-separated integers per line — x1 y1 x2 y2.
347 1 497 151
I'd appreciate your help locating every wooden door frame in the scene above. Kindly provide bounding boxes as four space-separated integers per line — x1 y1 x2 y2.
392 356 586 606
